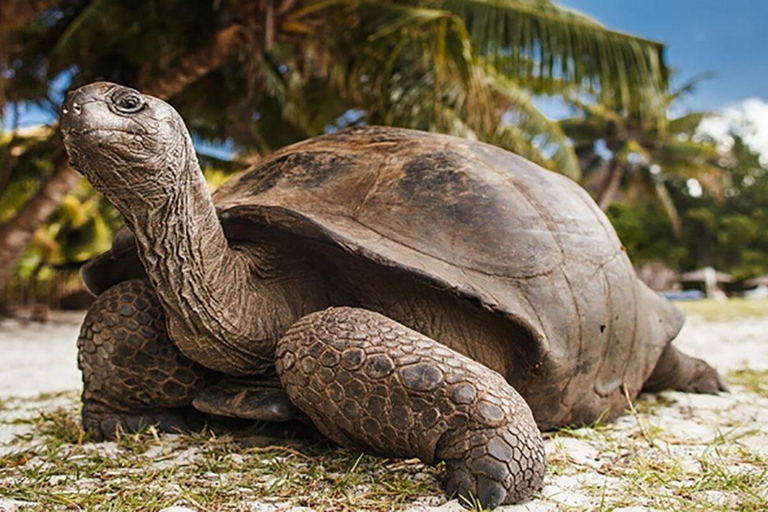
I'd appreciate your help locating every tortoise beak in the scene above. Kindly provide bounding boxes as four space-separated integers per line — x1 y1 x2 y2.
60 82 118 138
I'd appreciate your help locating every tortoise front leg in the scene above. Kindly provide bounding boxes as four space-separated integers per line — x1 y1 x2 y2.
275 307 545 509
78 279 215 440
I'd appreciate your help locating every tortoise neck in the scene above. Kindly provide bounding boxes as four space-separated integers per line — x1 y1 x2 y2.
123 147 263 372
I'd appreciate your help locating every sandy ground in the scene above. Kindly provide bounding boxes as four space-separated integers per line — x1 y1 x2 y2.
0 311 84 399
0 310 767 511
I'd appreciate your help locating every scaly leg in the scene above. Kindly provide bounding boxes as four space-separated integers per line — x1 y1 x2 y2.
275 307 545 509
78 279 215 440
643 343 728 394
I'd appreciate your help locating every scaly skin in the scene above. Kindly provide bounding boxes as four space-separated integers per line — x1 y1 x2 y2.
78 279 213 440
276 307 545 509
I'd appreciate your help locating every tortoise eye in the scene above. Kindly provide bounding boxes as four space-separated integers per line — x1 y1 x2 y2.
113 91 145 114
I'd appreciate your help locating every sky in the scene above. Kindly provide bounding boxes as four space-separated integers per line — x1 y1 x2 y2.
560 0 768 111
533 0 768 121
542 1 768 163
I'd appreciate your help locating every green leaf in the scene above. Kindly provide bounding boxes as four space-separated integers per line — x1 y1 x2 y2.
434 0 668 118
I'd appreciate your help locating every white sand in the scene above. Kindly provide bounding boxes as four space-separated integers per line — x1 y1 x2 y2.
0 311 84 398
0 310 766 511
673 315 768 370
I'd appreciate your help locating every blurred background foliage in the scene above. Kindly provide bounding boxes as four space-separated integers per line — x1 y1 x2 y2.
0 0 766 309
606 134 768 282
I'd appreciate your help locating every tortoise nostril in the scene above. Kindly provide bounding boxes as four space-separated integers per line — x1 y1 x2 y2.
62 102 81 117
62 91 85 117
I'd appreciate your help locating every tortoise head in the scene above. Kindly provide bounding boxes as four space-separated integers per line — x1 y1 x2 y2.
61 82 195 207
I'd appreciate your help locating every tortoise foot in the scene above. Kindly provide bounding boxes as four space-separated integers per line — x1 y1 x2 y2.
644 345 727 394
82 400 202 441
678 357 729 394
276 307 545 510
193 378 305 422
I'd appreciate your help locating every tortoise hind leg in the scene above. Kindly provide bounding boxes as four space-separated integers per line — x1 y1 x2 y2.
643 344 728 394
78 279 215 440
275 307 545 510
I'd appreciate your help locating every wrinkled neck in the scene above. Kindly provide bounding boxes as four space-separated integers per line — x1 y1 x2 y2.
120 149 264 372
126 155 239 311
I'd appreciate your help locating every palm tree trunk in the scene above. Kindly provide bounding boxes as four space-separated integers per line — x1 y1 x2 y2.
0 152 80 298
0 23 247 306
140 24 245 99
596 159 625 211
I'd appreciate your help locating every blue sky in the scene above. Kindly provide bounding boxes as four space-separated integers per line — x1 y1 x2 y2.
558 1 768 165
561 0 768 111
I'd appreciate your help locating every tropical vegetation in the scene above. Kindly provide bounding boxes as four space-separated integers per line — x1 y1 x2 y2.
607 133 768 282
0 0 673 306
557 69 768 283
560 75 724 233
6 0 767 304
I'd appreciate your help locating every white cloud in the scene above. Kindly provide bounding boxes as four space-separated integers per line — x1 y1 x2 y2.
697 98 768 165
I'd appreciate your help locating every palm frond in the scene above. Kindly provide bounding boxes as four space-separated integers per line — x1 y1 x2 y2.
650 173 682 235
559 115 610 145
666 71 716 105
669 112 712 135
434 0 668 117
486 68 580 178
492 123 557 169
295 1 579 175
658 139 720 163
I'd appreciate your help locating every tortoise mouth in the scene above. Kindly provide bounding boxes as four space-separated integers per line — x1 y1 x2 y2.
63 126 146 139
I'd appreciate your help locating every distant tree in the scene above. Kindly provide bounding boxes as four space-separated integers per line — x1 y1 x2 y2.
672 135 768 279
605 133 768 281
605 202 686 269
560 75 723 234
0 0 670 300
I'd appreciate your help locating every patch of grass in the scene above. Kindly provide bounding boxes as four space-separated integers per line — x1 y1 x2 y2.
709 426 762 448
596 448 768 511
2 388 766 511
114 425 162 455
675 298 768 321
540 384 768 512
0 449 37 469
552 408 611 440
33 408 88 448
34 390 77 402
633 393 677 416
458 493 490 512
727 368 768 398
0 403 443 511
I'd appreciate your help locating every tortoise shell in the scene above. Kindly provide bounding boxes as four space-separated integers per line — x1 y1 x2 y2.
82 126 683 428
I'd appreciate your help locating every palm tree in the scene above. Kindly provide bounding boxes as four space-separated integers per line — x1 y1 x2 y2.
0 0 670 300
0 0 65 109
560 75 724 234
1 2 251 296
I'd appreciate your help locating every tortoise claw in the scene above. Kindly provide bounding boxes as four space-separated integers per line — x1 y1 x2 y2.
444 425 544 509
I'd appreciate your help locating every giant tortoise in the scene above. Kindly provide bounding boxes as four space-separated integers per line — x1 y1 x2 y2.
60 82 725 509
